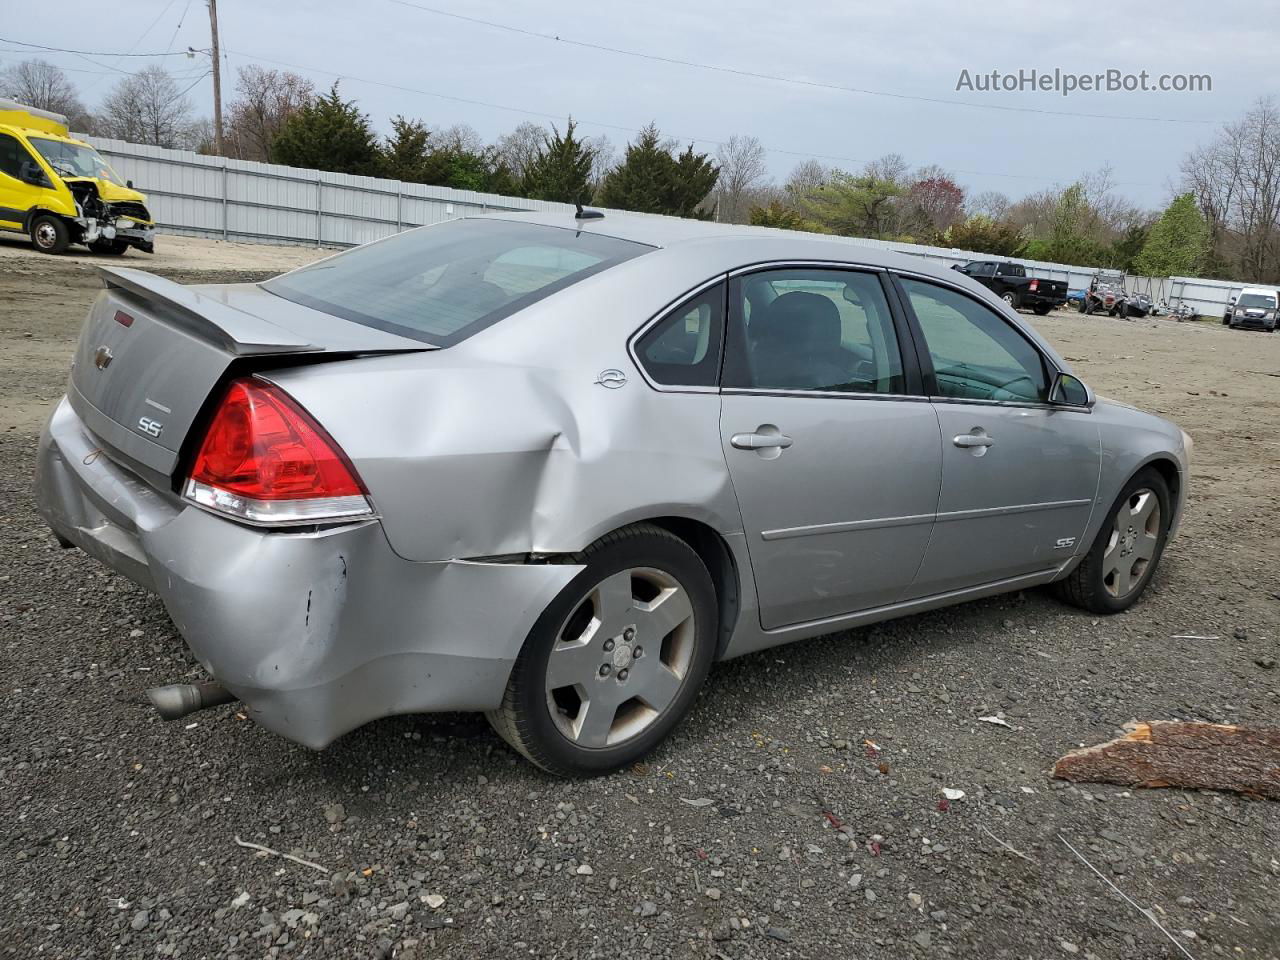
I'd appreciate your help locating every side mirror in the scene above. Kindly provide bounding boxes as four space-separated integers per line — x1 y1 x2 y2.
127 179 134 189
1049 371 1094 408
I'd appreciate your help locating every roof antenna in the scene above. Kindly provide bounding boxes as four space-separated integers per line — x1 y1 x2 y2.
574 202 604 221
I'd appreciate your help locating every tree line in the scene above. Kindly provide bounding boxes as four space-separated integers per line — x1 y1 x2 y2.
3 56 1277 281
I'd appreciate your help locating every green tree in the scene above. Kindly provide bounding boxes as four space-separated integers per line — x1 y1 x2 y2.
1107 222 1151 272
749 201 806 230
1132 194 1209 276
523 120 595 204
669 143 719 218
798 170 901 238
380 116 433 182
598 123 719 217
940 215 1027 257
270 83 380 175
1029 183 1107 266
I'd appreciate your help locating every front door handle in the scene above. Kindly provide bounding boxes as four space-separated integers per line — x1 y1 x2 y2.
953 434 994 448
731 431 793 450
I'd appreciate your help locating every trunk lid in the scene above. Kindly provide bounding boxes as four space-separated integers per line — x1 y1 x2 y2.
69 267 428 481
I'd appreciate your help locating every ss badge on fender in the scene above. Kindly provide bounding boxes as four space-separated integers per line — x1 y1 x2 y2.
137 416 164 439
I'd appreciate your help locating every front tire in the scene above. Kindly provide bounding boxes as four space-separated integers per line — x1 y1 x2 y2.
30 214 70 254
486 523 718 776
1053 468 1171 614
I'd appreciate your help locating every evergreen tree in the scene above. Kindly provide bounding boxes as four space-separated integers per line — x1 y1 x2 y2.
270 83 380 175
598 124 672 213
523 120 595 204
798 171 901 238
380 116 433 182
668 143 719 219
941 215 1027 257
749 201 806 230
598 124 719 217
1132 194 1209 277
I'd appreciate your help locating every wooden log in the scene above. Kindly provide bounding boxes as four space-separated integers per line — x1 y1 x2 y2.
1052 721 1280 800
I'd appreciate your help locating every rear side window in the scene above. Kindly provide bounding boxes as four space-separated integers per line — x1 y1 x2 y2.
635 282 725 387
264 219 651 346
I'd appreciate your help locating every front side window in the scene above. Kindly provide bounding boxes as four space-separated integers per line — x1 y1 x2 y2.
27 137 122 185
967 262 995 277
724 268 904 394
264 219 652 346
899 276 1048 403
0 133 33 181
635 282 725 387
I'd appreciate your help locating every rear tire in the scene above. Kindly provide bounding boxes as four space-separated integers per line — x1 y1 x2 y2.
1052 468 1172 615
486 523 718 777
30 214 70 255
1033 304 1052 316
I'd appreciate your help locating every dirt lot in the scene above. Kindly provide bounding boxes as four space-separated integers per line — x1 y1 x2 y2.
1 235 1277 960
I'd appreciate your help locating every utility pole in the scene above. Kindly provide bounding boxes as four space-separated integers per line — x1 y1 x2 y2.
208 0 223 155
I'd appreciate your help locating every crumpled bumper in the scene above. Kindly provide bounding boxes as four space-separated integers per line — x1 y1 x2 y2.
34 397 582 748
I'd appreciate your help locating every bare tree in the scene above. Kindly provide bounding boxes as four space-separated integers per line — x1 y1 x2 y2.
224 65 314 161
0 59 93 131
98 66 202 148
784 159 829 201
714 134 769 223
586 134 615 194
493 121 548 182
432 123 485 154
863 153 910 185
969 190 1012 221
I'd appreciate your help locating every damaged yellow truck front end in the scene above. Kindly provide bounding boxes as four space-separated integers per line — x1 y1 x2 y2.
0 98 156 256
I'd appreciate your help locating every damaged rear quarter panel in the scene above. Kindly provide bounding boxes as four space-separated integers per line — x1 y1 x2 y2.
264 252 747 562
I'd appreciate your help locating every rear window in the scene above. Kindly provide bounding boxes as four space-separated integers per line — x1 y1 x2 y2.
263 219 652 346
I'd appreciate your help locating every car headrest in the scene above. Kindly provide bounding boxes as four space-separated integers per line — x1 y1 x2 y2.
753 291 841 350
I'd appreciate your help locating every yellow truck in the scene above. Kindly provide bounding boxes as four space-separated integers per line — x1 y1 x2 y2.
0 98 155 255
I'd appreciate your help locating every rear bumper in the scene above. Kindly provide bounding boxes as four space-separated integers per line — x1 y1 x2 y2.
1023 292 1067 307
35 397 582 748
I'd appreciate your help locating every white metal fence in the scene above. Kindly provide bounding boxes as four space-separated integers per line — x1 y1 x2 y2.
88 136 1252 318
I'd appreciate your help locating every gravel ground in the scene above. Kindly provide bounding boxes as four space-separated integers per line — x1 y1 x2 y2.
1 238 1278 960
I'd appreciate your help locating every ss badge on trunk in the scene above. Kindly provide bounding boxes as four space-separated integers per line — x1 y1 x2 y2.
137 416 164 439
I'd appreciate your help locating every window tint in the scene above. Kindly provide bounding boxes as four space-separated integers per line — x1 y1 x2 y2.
0 134 31 180
725 268 904 394
264 219 651 347
635 282 725 387
899 277 1048 403
967 262 995 277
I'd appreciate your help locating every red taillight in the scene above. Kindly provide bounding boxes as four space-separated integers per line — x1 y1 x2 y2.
1028 279 1039 292
184 379 371 524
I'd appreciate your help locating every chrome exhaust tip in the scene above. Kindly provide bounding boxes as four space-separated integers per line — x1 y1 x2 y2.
146 681 236 721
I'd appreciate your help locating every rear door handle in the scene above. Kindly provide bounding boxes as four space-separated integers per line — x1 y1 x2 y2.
953 433 995 448
731 432 793 450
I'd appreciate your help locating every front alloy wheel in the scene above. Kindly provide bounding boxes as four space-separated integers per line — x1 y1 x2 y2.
1053 468 1171 614
487 524 717 776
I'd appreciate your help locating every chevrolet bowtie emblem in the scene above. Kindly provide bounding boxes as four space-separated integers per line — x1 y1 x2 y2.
94 346 113 370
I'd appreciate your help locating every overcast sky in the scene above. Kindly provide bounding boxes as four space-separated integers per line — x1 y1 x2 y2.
7 0 1273 208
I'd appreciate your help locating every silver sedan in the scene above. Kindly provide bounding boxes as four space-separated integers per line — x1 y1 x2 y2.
35 211 1191 775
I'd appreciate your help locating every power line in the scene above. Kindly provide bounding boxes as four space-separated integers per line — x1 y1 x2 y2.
0 36 187 57
224 47 1158 188
386 0 1220 127
164 0 195 56
117 0 182 62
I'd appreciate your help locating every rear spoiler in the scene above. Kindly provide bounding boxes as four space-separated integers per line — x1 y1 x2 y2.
99 267 323 356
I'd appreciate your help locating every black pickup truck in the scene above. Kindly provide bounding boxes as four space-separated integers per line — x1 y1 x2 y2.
952 260 1069 315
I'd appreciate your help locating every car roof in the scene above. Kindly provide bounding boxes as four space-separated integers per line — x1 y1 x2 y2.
475 209 955 279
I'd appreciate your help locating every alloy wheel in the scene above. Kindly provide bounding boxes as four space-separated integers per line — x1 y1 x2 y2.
544 566 696 748
1102 487 1161 598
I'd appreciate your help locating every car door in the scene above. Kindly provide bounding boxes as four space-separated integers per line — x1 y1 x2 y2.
718 265 942 630
894 273 1101 597
0 132 35 229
